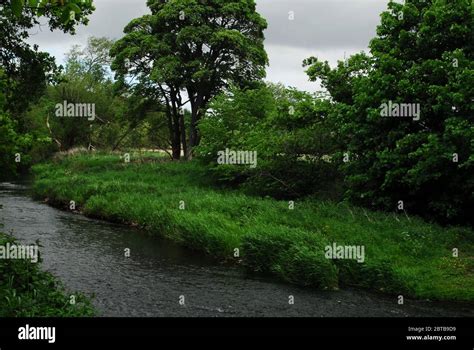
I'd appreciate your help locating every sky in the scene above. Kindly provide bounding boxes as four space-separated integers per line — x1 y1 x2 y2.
26 0 389 93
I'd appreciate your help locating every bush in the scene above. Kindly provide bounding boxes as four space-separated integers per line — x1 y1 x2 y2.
197 83 342 200
304 0 474 225
0 233 95 317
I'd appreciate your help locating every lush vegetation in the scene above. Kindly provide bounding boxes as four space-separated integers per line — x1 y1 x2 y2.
0 0 94 178
0 232 95 316
110 0 268 159
0 0 97 316
303 0 474 225
197 0 474 226
33 153 474 301
197 83 341 199
1 0 473 313
2 0 472 225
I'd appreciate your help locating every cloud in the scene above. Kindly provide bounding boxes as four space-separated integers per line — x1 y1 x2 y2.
27 0 149 62
257 0 387 50
26 0 389 91
264 44 368 93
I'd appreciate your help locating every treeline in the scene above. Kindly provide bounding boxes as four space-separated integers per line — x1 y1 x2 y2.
198 0 474 226
0 0 94 175
1 0 472 225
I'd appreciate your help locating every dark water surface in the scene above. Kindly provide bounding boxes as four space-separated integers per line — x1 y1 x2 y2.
0 182 472 317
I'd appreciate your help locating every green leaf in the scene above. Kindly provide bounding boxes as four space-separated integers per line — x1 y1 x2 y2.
38 0 48 9
11 0 24 17
28 0 38 8
60 8 73 24
69 3 82 14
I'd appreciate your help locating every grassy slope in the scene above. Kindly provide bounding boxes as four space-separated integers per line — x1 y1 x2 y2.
32 153 474 302
0 232 95 317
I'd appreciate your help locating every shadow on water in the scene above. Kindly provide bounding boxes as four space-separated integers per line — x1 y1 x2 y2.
0 181 473 317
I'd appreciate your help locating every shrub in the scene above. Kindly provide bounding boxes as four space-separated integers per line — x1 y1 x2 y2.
0 233 95 317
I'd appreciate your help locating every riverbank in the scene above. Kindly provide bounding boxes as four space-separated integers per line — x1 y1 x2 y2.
32 153 474 302
0 232 95 316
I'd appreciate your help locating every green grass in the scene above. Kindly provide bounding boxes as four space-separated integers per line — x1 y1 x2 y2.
32 152 474 302
0 232 95 317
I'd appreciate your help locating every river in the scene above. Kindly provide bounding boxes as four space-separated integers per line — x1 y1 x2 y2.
0 182 472 317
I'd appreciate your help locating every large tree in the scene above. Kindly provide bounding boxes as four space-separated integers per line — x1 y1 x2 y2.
304 0 473 224
111 0 268 159
0 0 95 178
43 37 115 150
1 0 95 114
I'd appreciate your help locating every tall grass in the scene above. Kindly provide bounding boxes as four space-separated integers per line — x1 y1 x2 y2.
32 153 474 302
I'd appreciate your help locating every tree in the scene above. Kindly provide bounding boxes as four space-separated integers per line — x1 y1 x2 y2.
1 0 95 113
111 0 268 160
0 69 19 177
0 0 94 178
28 37 121 151
65 37 114 83
8 0 94 29
304 0 473 224
26 37 171 153
197 83 340 199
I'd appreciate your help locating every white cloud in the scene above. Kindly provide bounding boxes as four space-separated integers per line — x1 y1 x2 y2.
26 0 388 91
265 44 369 93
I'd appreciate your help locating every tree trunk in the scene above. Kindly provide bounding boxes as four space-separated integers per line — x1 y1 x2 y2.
171 98 182 160
112 122 137 152
179 112 187 159
166 107 181 160
186 94 204 160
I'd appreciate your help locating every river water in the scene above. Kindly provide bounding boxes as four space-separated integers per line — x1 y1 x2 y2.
0 182 472 317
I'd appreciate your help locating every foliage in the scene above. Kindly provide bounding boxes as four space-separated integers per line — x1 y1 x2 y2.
0 68 47 178
0 232 95 317
32 154 474 301
1 0 94 113
0 0 95 178
110 0 268 159
8 0 94 30
304 0 474 225
197 83 342 199
20 37 167 154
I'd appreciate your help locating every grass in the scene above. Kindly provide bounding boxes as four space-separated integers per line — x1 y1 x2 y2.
31 152 474 302
0 232 95 317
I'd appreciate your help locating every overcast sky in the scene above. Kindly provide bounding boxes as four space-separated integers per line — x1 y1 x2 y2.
26 0 389 92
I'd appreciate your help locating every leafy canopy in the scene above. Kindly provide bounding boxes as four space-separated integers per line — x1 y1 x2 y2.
304 0 473 224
